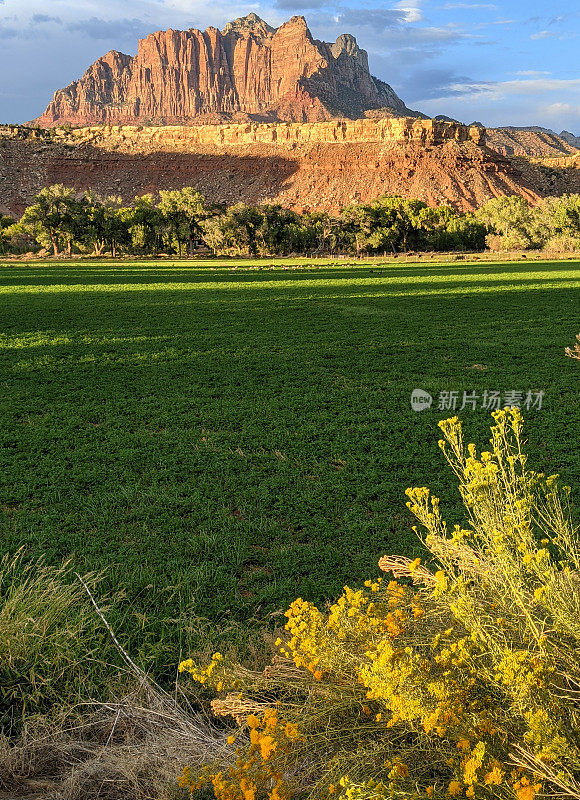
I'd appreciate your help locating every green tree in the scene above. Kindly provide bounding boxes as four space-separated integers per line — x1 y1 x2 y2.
226 204 264 256
203 207 340 257
417 207 486 252
375 196 432 252
201 216 229 256
158 188 211 256
258 205 303 255
339 196 432 255
0 213 14 254
128 194 163 256
79 193 130 257
300 212 340 254
19 185 82 256
476 195 536 250
533 194 580 252
201 204 265 256
339 202 380 254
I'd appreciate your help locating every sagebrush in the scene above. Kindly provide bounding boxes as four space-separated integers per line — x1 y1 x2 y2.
180 408 580 800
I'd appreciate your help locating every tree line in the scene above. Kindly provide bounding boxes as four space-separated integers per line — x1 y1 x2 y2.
0 185 578 257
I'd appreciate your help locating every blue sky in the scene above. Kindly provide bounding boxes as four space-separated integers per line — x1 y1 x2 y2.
0 0 578 132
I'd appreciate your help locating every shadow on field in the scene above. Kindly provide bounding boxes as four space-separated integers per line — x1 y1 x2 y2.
0 261 578 290
2 284 579 365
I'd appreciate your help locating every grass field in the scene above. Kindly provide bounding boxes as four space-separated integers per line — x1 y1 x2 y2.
0 257 578 670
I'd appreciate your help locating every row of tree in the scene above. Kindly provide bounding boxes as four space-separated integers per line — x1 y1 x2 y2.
1 186 579 257
2 187 210 258
477 194 580 252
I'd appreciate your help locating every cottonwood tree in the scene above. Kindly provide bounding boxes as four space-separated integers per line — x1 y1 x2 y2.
339 202 383 255
19 185 81 256
201 203 263 256
80 192 130 257
535 194 580 251
158 188 211 256
258 205 303 255
128 194 163 255
301 212 340 254
0 214 14 254
476 195 536 250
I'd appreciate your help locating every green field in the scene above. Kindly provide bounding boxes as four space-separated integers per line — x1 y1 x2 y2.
0 258 579 668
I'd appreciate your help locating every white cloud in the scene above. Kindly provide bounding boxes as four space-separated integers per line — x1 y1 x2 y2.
415 75 580 131
305 7 470 53
541 102 580 117
393 0 424 24
531 30 556 40
401 8 423 23
516 70 551 76
431 77 580 102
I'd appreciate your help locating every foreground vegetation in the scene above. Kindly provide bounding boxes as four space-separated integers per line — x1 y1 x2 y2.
0 257 578 795
2 185 579 258
2 409 580 800
180 409 580 800
0 258 578 675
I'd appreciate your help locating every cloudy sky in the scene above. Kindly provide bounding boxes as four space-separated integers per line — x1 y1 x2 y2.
0 0 578 132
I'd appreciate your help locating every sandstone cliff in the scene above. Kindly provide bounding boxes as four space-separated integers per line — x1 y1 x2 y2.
31 14 416 127
59 117 486 148
0 119 555 218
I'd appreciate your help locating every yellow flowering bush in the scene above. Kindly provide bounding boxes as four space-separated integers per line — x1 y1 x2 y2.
179 409 580 800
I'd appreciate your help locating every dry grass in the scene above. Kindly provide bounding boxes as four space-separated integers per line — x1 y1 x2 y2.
566 333 580 361
0 682 231 800
0 562 234 800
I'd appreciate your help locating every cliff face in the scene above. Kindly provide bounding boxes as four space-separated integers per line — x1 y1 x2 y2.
57 117 487 147
32 14 414 127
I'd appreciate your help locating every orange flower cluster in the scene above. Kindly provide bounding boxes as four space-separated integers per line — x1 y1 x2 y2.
179 708 299 800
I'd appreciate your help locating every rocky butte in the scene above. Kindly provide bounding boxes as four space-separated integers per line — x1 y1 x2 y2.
32 14 418 127
7 14 576 218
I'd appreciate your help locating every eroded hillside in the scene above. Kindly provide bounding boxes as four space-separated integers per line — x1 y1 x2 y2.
0 119 553 217
487 127 579 158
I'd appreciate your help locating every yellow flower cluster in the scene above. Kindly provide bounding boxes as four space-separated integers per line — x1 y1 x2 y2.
179 650 241 693
280 578 420 684
334 776 389 800
179 650 222 684
513 775 542 800
279 597 326 677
